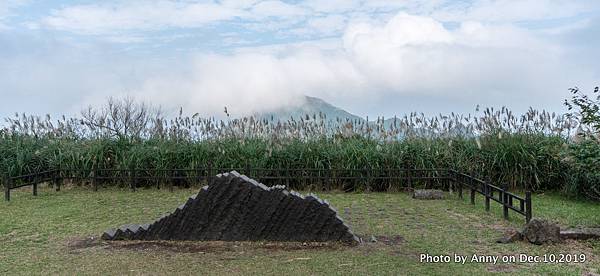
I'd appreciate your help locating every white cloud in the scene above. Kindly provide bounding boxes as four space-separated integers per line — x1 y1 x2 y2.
3 2 600 119
0 0 30 30
301 0 362 13
307 14 347 35
250 0 308 18
42 1 246 35
431 0 593 22
41 0 312 35
287 14 348 37
37 0 599 43
137 49 365 117
341 12 570 100
0 0 27 16
540 18 591 35
127 11 593 117
345 13 454 48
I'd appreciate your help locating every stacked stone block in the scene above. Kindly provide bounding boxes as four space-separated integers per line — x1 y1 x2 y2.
102 171 359 243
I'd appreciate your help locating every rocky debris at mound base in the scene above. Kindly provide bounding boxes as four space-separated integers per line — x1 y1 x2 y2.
498 218 561 245
522 218 561 245
496 229 523 244
560 228 600 240
101 171 359 244
498 220 600 244
412 189 445 200
496 218 562 245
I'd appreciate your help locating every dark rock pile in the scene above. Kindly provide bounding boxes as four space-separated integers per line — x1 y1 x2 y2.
522 218 561 245
496 218 561 245
101 171 359 243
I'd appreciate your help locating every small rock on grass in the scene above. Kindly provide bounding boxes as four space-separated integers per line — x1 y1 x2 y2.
496 229 523 244
412 189 445 200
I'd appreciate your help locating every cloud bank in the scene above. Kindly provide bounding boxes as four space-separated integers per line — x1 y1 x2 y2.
0 1 599 119
128 12 595 117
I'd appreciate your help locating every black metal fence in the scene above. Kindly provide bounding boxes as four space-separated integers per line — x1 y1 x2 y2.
451 170 532 222
55 167 456 192
2 167 532 222
3 170 60 201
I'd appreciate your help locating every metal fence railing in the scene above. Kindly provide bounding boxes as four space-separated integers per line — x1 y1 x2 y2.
2 167 532 222
450 170 532 222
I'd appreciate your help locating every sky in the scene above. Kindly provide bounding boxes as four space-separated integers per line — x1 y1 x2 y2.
0 0 599 120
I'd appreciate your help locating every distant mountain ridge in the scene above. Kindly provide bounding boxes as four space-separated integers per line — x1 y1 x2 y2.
253 96 472 137
255 96 398 128
255 96 364 122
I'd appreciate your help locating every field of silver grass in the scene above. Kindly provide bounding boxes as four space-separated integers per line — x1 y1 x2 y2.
0 99 598 199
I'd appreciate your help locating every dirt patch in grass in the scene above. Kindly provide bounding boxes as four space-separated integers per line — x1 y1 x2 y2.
111 240 350 254
67 236 106 252
357 234 405 246
486 264 518 273
66 236 360 254
356 234 408 257
67 234 405 255
111 241 237 253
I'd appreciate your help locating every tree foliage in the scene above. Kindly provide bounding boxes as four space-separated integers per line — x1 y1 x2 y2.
565 86 600 136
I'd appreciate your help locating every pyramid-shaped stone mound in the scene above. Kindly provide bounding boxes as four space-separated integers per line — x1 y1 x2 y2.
101 171 359 243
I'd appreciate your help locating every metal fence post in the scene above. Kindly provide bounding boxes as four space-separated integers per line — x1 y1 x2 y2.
286 166 290 188
407 169 412 189
277 163 282 186
364 166 370 191
169 169 174 192
456 172 463 199
130 167 137 192
444 170 449 192
32 177 37 197
196 167 202 185
256 166 261 183
525 191 532 222
502 189 509 220
54 169 61 192
427 170 432 189
470 187 475 205
484 184 490 212
91 167 97 192
156 169 161 190
3 175 10 202
207 162 213 186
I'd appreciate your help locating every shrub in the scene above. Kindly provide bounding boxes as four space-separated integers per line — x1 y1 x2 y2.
563 140 600 200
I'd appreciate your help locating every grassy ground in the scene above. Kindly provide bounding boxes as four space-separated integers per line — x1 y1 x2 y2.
1 185 599 275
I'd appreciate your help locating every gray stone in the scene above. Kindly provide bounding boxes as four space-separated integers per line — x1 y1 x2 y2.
412 189 445 200
522 218 561 245
496 229 523 244
560 228 600 240
102 171 359 244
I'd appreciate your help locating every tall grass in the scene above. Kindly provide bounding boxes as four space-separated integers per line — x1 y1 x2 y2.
0 102 598 199
2 105 578 141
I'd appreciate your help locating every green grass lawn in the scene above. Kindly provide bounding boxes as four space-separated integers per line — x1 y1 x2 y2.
1 185 599 275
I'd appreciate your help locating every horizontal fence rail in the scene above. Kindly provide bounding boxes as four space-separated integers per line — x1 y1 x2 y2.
3 169 60 201
2 167 532 222
57 167 455 192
